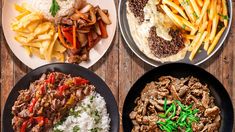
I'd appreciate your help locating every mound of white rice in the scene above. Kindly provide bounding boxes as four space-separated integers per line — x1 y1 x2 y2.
53 92 111 132
32 0 75 20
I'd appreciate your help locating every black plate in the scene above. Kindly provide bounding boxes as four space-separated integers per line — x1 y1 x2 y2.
122 63 233 132
2 63 119 132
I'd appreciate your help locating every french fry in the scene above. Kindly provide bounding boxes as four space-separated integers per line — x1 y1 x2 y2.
207 27 226 54
198 21 208 33
184 34 195 40
203 41 210 50
222 0 228 27
206 20 212 34
203 13 207 23
209 0 217 20
16 11 31 20
189 31 208 60
177 15 197 31
163 0 188 20
209 15 219 41
23 46 32 56
188 32 202 51
45 33 58 61
161 5 183 28
185 38 191 45
173 0 180 5
190 28 197 35
178 0 196 22
21 42 41 48
14 4 29 13
189 0 201 17
196 0 210 25
196 0 203 7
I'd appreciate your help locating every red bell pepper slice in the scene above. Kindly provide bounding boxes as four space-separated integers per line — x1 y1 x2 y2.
34 116 44 126
57 85 69 95
62 30 74 45
74 77 89 85
58 25 77 49
20 120 28 132
29 98 38 113
46 73 55 84
40 85 45 94
20 118 33 132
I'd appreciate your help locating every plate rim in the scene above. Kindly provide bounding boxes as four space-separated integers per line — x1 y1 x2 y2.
118 0 233 67
2 63 120 132
122 62 234 132
2 0 117 69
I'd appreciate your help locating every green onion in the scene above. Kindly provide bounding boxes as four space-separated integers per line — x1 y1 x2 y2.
157 100 199 132
164 98 167 111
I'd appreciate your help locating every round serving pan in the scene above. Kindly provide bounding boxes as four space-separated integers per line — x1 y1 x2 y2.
2 63 119 132
118 0 233 67
122 63 234 132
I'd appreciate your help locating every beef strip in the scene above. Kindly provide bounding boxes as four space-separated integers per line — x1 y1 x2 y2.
130 76 221 132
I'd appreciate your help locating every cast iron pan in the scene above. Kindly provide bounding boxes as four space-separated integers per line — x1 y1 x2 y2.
122 63 233 132
2 63 119 132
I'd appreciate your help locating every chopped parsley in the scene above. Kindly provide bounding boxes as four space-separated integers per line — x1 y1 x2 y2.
218 13 229 20
73 125 80 132
90 128 102 132
50 0 60 17
182 24 186 29
193 12 199 19
181 0 190 6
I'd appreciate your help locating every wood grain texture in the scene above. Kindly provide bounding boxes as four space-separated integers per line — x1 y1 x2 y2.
1 0 235 132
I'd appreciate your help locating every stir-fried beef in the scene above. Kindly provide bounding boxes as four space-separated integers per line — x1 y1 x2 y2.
128 0 149 23
148 27 185 58
130 76 221 132
12 72 94 132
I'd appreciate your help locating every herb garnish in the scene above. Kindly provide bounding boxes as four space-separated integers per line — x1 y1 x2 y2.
73 125 80 132
157 100 199 132
50 0 60 17
218 13 229 20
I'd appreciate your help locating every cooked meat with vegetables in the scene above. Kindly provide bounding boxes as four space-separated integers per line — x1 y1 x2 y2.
12 72 94 132
129 76 221 132
11 0 112 64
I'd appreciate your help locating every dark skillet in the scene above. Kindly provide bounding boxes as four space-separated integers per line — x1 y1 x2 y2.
2 63 119 132
122 63 233 132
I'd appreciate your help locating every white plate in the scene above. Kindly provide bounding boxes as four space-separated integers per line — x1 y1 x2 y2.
2 0 117 69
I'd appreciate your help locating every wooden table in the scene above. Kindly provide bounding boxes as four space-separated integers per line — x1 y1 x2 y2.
1 0 235 131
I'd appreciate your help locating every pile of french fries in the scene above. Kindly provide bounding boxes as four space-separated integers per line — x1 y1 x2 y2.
161 0 228 60
11 3 66 62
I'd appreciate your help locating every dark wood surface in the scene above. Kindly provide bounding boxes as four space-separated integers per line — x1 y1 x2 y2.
1 0 235 131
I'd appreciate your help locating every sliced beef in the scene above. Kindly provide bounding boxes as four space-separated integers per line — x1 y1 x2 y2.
148 27 185 58
130 76 221 132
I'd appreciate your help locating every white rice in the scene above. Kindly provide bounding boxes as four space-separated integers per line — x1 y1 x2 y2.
31 0 76 20
53 91 111 132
